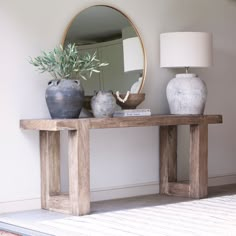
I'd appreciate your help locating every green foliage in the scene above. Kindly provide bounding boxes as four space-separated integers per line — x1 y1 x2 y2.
29 43 108 80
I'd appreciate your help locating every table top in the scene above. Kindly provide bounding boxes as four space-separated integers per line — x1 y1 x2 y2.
20 114 223 131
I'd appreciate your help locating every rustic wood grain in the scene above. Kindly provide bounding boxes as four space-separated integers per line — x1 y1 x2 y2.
168 127 177 183
48 194 70 214
40 131 60 209
89 115 222 129
20 115 222 131
20 119 78 131
168 182 190 197
189 124 208 198
49 131 60 195
21 115 222 215
160 126 177 194
68 121 90 216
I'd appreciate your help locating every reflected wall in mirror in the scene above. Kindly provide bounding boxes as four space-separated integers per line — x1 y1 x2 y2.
63 5 146 97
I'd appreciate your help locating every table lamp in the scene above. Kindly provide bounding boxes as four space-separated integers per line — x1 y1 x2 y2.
115 37 145 109
160 32 213 114
123 37 144 94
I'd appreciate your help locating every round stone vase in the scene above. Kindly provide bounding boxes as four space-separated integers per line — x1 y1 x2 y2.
91 91 116 118
166 74 207 115
45 79 84 119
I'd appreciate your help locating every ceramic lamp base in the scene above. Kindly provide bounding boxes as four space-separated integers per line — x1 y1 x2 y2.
166 74 207 115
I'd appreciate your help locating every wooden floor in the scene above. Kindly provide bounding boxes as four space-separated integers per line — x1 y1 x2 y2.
0 184 236 236
92 183 236 213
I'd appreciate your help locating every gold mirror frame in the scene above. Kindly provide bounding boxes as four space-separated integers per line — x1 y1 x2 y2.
62 5 147 108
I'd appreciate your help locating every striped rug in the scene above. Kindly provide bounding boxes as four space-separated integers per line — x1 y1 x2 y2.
40 194 236 236
1 194 236 236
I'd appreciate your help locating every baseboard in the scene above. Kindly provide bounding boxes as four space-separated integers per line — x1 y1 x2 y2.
0 198 41 214
1 174 236 213
91 181 159 202
91 174 236 202
208 174 236 187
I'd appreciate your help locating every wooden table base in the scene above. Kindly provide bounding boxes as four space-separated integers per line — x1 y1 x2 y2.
160 124 208 198
20 115 222 215
39 125 90 216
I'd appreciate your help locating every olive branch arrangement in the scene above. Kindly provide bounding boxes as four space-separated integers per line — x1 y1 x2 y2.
29 43 108 80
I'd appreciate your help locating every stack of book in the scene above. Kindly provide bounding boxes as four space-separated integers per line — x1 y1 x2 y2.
113 109 151 117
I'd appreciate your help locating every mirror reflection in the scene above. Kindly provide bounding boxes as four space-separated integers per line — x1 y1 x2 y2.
64 5 145 96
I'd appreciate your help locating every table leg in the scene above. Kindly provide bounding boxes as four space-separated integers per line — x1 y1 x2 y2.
160 126 177 194
190 124 208 198
40 131 60 209
68 121 90 216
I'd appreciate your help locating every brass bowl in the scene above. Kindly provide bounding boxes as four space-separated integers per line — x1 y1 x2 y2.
115 93 145 109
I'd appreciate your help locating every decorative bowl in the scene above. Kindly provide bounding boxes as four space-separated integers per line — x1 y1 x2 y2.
115 93 145 109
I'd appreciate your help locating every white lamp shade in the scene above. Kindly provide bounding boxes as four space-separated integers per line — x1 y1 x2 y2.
123 37 143 72
160 32 213 68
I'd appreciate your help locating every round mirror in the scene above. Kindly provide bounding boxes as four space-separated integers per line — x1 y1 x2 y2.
63 5 146 97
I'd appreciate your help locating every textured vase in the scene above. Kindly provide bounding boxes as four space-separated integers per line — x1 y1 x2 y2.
45 79 84 119
166 74 207 115
91 91 116 118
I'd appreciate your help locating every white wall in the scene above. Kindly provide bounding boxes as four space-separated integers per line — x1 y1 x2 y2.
0 0 236 213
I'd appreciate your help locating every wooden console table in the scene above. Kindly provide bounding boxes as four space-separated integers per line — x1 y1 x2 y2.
20 115 222 216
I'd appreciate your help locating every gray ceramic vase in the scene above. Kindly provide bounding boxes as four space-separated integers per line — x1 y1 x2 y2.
45 79 84 119
166 74 207 115
91 91 116 118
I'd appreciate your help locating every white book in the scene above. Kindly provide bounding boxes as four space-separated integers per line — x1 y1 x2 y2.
113 109 151 117
113 113 151 117
114 108 151 114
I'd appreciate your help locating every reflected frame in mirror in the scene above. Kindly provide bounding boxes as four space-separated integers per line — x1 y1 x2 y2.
61 4 147 97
